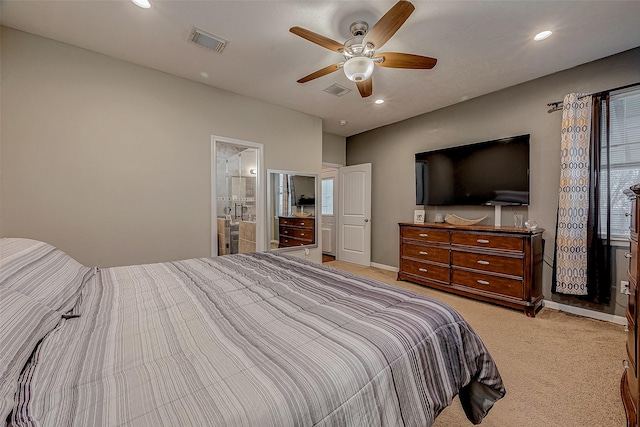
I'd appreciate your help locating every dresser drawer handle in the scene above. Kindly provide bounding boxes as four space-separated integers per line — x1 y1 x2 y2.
477 280 490 285
419 233 428 237
626 253 633 259
300 222 305 226
626 212 632 217
477 239 490 244
419 251 428 255
418 268 428 273
300 233 305 236
477 260 490 265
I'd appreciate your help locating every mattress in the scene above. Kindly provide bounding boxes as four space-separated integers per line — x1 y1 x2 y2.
2 239 504 426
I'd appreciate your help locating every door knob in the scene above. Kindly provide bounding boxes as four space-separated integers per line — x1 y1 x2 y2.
364 219 369 223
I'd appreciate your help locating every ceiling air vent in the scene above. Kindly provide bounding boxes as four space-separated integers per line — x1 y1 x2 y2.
323 84 351 97
189 27 228 53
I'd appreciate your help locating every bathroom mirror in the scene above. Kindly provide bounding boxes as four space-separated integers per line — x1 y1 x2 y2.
267 170 318 251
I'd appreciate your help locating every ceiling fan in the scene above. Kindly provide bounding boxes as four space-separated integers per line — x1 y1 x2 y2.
290 0 437 98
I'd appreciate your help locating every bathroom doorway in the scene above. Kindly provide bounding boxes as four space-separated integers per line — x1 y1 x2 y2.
211 136 264 256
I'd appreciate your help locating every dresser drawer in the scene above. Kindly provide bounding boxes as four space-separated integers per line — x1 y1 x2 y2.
627 327 638 383
452 232 523 252
630 240 638 282
401 259 450 283
280 217 314 228
452 251 523 277
403 243 449 264
279 236 307 247
402 227 449 244
628 279 637 331
293 229 313 240
452 268 523 299
630 198 637 234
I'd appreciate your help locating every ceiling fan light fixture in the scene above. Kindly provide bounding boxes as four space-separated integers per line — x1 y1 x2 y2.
343 57 374 82
131 0 151 9
534 30 552 41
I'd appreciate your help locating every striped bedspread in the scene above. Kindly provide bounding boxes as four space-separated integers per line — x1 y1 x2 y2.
11 252 504 426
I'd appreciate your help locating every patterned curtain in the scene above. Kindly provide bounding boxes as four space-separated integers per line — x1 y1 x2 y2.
553 93 592 295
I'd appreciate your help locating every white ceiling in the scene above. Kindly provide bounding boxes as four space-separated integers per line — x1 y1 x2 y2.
2 1 640 137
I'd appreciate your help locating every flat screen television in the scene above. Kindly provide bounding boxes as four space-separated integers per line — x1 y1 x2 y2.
415 134 530 206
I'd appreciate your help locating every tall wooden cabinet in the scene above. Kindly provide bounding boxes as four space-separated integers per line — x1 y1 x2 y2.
622 183 640 426
398 222 544 317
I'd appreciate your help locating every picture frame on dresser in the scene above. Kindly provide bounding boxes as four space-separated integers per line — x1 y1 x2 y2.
398 222 545 317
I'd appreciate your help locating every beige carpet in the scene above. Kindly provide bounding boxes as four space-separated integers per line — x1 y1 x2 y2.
325 260 626 427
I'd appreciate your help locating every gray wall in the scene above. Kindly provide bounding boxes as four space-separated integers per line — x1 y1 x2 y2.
322 132 346 166
347 47 640 316
1 27 323 267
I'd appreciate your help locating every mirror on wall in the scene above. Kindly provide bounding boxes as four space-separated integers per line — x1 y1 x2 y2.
267 170 318 251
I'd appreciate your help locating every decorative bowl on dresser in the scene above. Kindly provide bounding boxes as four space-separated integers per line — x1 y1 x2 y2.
398 222 544 317
621 183 640 427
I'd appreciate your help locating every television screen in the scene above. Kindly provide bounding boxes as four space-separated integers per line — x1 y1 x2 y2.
416 134 530 206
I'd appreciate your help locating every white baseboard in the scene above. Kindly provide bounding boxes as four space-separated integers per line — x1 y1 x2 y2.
370 262 399 272
543 300 627 326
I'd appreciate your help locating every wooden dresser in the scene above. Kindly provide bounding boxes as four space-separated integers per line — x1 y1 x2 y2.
398 222 544 316
622 183 640 426
278 217 315 248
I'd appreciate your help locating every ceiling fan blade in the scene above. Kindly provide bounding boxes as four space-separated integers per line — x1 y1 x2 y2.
363 1 415 50
297 63 343 83
290 27 344 53
375 52 437 69
356 78 372 98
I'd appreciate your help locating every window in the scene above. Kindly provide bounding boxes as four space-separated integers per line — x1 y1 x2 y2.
601 87 640 239
322 178 334 216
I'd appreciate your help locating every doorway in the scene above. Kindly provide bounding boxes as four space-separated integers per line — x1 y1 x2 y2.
211 136 264 257
321 165 339 262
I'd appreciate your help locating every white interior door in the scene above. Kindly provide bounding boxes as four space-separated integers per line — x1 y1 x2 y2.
338 163 371 266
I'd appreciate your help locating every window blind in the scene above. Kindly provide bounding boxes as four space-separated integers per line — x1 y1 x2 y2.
601 87 640 239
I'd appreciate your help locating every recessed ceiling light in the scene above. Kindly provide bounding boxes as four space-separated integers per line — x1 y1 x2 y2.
339 120 348 126
375 99 384 105
534 30 552 41
200 71 209 78
131 0 151 8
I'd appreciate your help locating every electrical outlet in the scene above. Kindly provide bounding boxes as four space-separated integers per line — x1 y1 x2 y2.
304 248 310 258
621 280 630 295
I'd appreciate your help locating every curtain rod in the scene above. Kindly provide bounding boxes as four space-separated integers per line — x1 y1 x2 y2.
547 81 640 113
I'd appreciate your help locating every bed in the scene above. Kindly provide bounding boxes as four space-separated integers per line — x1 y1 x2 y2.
1 237 505 426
